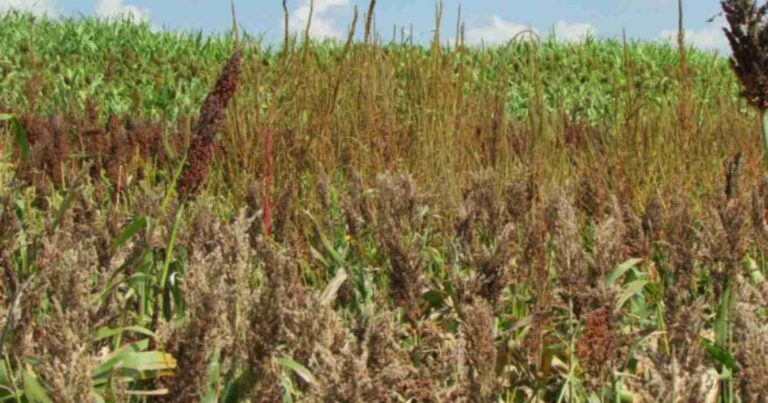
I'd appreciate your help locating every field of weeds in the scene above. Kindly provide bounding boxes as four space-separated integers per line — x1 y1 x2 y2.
1 2 768 401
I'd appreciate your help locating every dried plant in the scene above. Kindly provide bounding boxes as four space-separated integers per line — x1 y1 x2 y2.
375 172 426 322
576 175 603 219
272 183 295 242
590 196 627 273
162 248 232 402
457 170 503 245
667 298 707 369
504 166 536 224
705 195 749 283
381 230 424 322
627 354 716 402
733 277 768 400
106 114 130 194
47 114 68 187
465 223 517 305
342 169 375 240
545 192 582 273
576 306 618 386
661 196 699 312
375 172 421 232
33 231 98 401
641 194 665 241
459 298 499 402
750 174 768 236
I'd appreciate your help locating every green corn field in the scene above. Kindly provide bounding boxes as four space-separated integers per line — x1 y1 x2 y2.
0 5 767 402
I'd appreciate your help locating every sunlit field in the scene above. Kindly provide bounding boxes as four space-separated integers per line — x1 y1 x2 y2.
1 2 767 401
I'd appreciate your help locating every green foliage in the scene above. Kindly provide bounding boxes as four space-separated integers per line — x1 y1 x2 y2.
0 12 736 122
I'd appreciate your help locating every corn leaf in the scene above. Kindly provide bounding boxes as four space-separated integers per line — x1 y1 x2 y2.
112 216 148 249
607 258 643 284
701 338 736 370
277 357 316 385
22 367 51 403
93 326 156 342
615 280 648 312
0 114 29 164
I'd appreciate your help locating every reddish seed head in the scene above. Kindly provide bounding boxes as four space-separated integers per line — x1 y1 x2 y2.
177 49 242 199
576 307 617 382
178 136 217 199
723 0 768 109
196 49 243 143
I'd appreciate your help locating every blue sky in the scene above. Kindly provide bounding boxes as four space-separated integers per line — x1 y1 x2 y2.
1 0 730 52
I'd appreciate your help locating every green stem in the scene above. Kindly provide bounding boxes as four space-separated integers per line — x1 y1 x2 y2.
159 206 184 292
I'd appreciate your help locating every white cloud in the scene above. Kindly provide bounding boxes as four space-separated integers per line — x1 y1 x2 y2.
465 15 537 46
289 0 351 40
0 0 58 16
95 0 150 22
554 20 596 42
658 24 729 53
465 16 595 46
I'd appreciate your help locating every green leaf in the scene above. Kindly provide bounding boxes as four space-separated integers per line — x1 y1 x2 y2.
615 279 648 312
745 257 765 284
111 216 148 249
220 380 242 403
92 272 152 306
281 374 295 403
94 350 176 386
308 245 329 268
321 237 346 267
92 340 149 380
276 357 316 385
50 190 77 231
123 389 170 397
114 351 176 373
424 289 447 307
201 348 222 403
163 260 186 321
607 258 642 284
159 206 184 295
92 326 156 342
0 115 29 164
22 368 51 403
13 198 25 223
715 283 733 348
0 364 14 400
701 338 736 370
303 211 346 267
